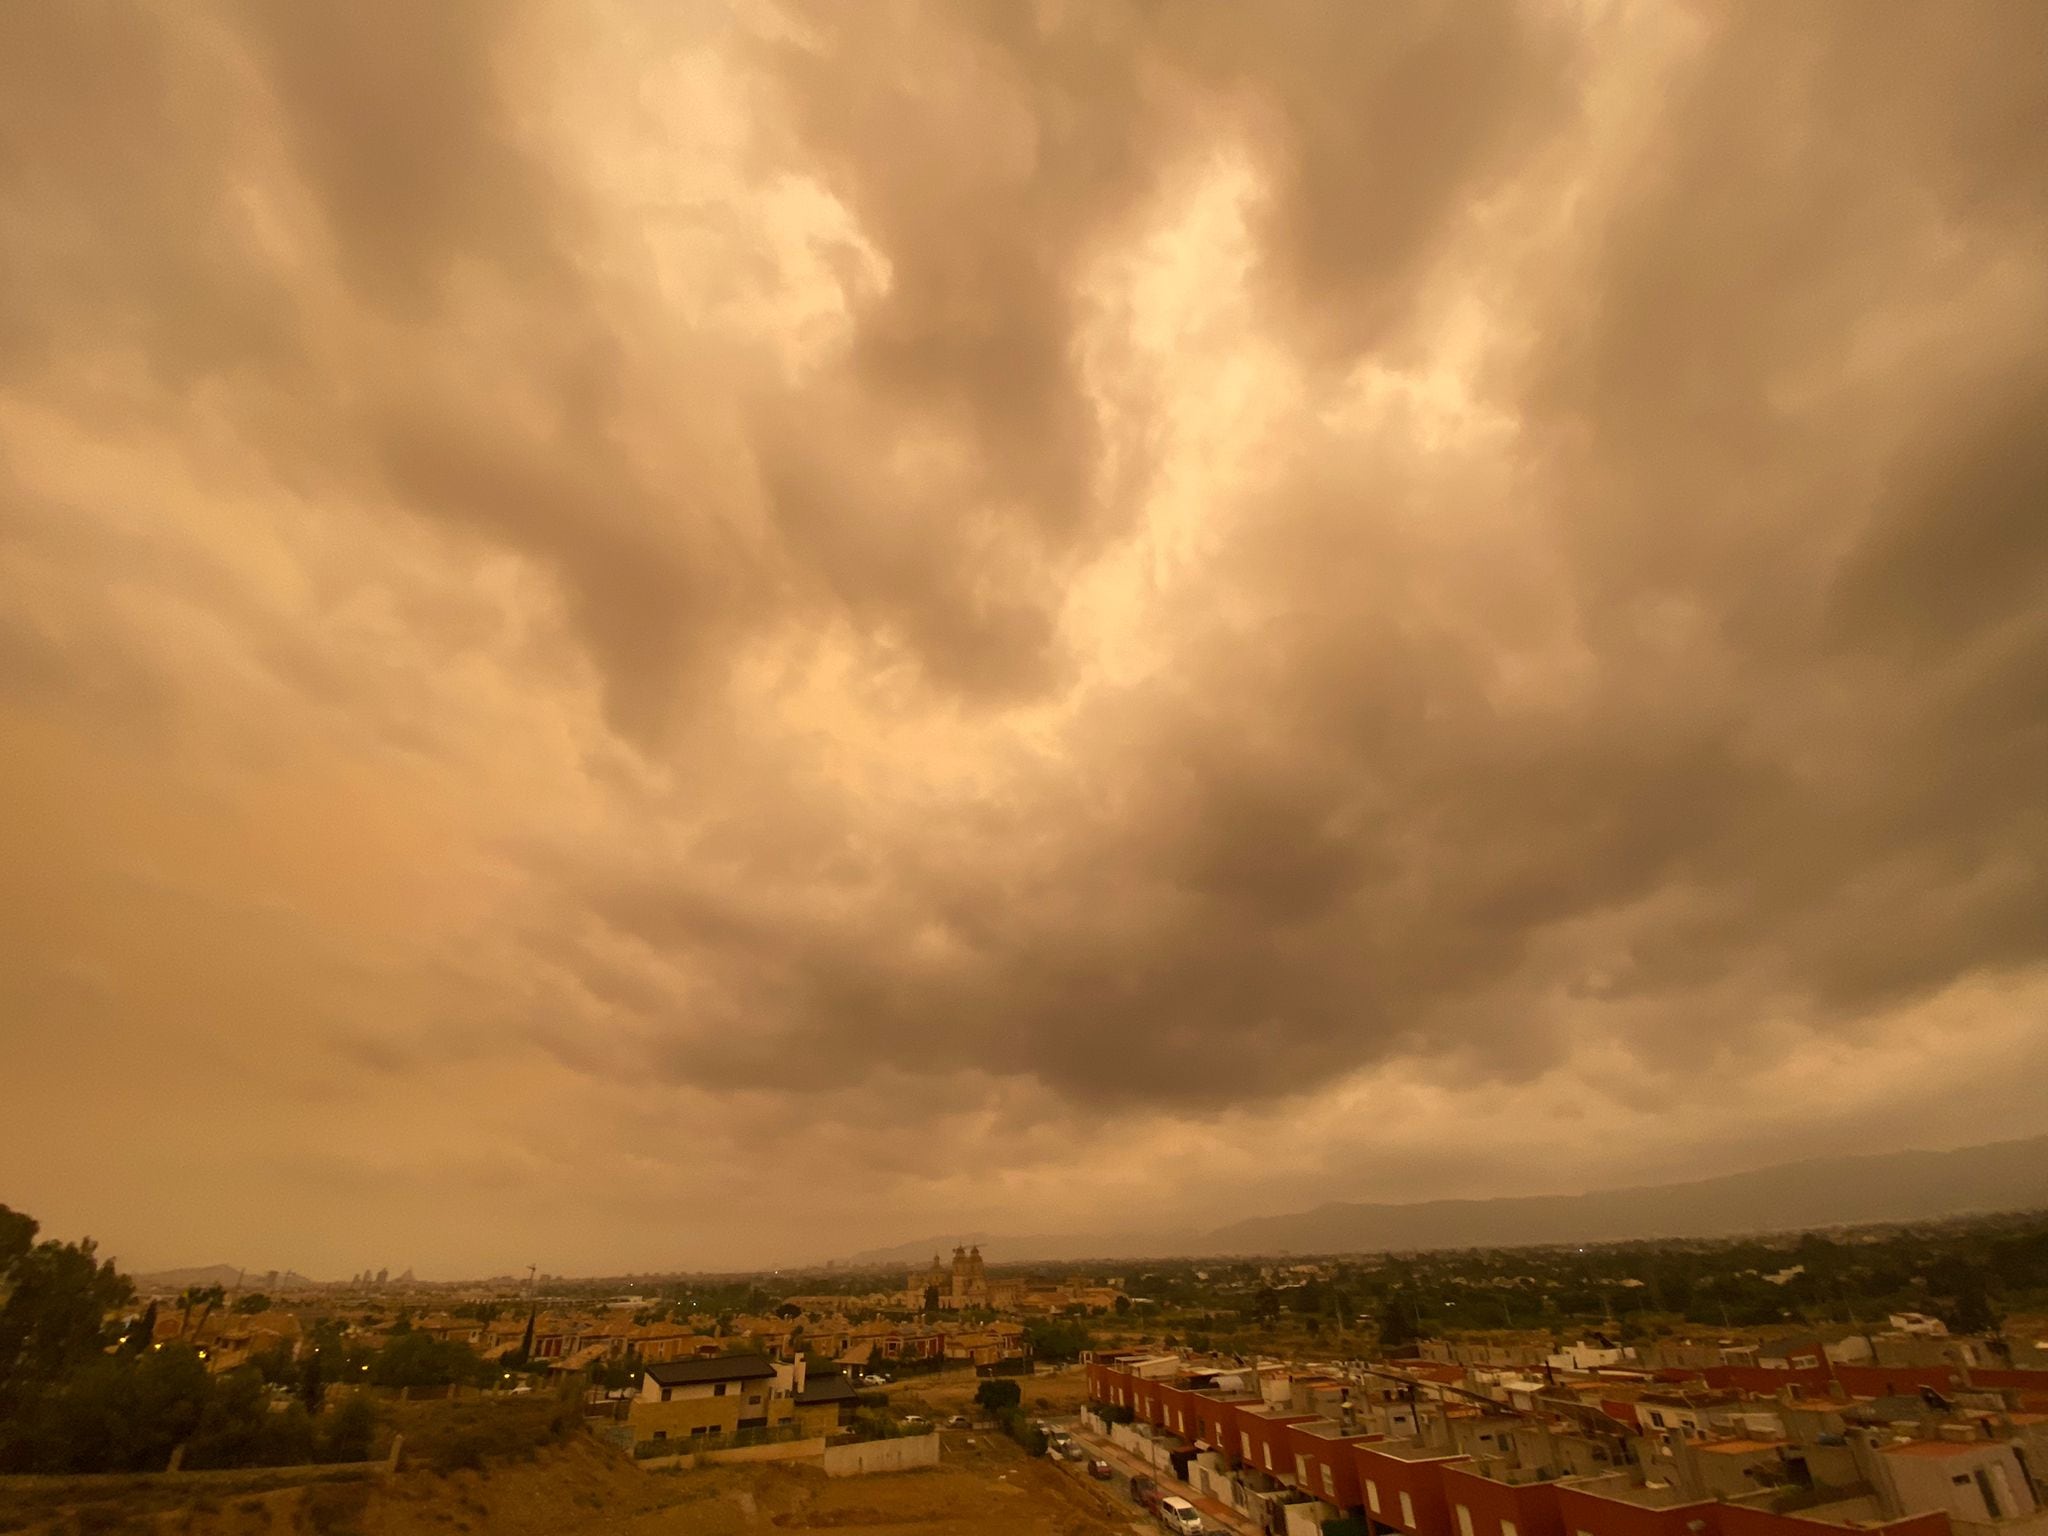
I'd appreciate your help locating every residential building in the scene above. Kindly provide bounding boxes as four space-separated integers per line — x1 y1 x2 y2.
629 1353 804 1446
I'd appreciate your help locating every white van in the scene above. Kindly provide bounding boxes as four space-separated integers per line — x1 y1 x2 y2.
1159 1495 1203 1533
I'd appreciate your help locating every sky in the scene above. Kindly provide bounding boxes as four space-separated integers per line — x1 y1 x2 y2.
2 2 2045 1280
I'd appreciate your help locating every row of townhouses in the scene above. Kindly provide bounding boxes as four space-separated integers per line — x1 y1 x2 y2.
1085 1343 2048 1536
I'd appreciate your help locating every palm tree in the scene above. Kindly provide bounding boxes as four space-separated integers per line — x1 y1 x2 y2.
187 1285 227 1346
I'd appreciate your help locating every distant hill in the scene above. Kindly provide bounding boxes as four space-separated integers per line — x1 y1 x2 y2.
1202 1135 2048 1254
848 1134 2048 1267
130 1264 324 1292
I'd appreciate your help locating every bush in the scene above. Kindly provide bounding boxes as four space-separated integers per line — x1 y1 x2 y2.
391 1390 579 1474
0 1346 282 1474
366 1332 488 1390
319 1393 380 1463
974 1378 1022 1413
993 1405 1047 1457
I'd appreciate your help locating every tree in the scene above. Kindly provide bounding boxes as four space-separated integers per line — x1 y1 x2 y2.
975 1378 1022 1413
0 1206 35 1275
1023 1317 1091 1363
319 1391 378 1462
367 1332 486 1390
923 1285 942 1315
1251 1286 1281 1325
234 1293 273 1315
1376 1295 1429 1353
178 1285 226 1344
1114 1295 1131 1315
299 1345 327 1413
124 1301 159 1356
515 1307 536 1364
0 1208 134 1422
776 1302 803 1320
1947 1283 2001 1338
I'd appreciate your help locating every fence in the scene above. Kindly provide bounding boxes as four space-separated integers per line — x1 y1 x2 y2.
635 1435 828 1472
822 1432 941 1477
633 1421 812 1459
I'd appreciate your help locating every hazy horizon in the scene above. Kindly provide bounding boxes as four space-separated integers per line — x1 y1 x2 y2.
108 1131 2048 1281
5 3 2046 1276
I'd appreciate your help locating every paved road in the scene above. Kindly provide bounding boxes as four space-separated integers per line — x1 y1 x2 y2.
1045 1418 1260 1536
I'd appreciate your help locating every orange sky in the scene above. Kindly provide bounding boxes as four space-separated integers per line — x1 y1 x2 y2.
2 1 2045 1276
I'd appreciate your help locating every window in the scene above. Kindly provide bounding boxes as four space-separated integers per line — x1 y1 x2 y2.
1264 1443 1274 1469
1401 1492 1416 1528
1323 1466 1337 1499
1243 1431 1253 1458
714 1383 728 1397
652 1430 667 1441
1458 1505 1475 1536
661 1388 672 1402
1502 1520 1519 1536
1367 1481 1381 1514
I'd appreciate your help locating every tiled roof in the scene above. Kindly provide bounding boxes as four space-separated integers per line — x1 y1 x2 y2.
645 1354 778 1386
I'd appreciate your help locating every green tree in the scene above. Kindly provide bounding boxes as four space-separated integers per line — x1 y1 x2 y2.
177 1284 226 1343
234 1293 273 1314
1376 1294 1429 1353
1114 1295 1131 1315
923 1285 941 1315
249 1337 295 1385
123 1300 159 1356
1023 1316 1091 1362
299 1345 327 1413
975 1377 1022 1412
1947 1282 2001 1338
367 1332 486 1390
319 1392 379 1462
0 1206 134 1423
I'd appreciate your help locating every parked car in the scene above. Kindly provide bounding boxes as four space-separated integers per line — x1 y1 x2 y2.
1159 1495 1204 1534
946 1414 970 1428
1088 1458 1113 1480
1131 1474 1161 1511
860 1374 887 1387
901 1414 930 1429
1060 1441 1086 1462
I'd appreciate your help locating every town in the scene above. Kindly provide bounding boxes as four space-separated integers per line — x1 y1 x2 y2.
1081 1310 2048 1536
8 1199 2048 1536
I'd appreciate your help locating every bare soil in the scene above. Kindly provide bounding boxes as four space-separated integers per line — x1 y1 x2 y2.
1 1388 1133 1536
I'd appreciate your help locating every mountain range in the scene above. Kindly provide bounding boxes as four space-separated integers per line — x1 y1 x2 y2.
128 1263 324 1292
845 1134 2048 1267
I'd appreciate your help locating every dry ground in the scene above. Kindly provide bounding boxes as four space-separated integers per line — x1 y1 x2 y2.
885 1363 1094 1420
1 1397 1135 1536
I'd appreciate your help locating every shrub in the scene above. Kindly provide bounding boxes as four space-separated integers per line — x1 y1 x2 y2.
319 1393 380 1463
974 1378 1022 1413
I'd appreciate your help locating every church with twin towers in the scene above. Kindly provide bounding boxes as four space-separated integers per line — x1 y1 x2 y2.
905 1243 1020 1311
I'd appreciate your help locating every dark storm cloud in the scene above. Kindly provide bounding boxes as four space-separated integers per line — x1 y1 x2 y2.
3 0 2047 1271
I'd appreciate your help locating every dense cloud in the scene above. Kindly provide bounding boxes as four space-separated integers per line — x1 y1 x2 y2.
1 1 2044 1274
